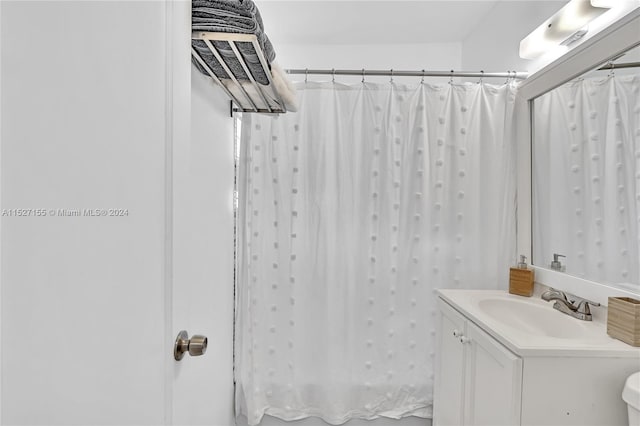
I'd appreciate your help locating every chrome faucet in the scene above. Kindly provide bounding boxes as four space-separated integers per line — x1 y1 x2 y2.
541 288 600 321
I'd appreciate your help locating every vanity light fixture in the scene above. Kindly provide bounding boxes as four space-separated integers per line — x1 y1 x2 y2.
519 0 612 60
589 0 637 7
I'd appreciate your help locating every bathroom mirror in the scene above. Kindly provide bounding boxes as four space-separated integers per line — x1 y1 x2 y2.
532 42 640 293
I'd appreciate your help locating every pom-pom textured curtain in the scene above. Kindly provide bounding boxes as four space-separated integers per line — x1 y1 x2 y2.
235 81 517 425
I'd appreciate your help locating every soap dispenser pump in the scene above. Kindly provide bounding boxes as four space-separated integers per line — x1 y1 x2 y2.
509 255 535 297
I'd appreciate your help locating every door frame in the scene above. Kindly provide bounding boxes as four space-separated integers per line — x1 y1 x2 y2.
164 0 193 423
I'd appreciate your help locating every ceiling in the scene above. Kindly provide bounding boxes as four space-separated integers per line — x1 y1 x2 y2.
256 0 505 45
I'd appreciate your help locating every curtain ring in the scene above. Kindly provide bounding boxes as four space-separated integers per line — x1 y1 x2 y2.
362 68 365 83
608 61 615 77
505 70 511 84
304 68 308 83
479 70 484 84
421 69 425 84
449 70 454 85
390 69 394 84
331 68 335 83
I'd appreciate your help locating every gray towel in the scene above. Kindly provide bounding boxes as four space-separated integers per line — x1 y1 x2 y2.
191 0 275 85
192 0 263 29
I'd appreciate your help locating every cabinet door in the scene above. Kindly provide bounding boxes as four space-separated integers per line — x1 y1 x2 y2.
463 321 523 426
434 300 467 426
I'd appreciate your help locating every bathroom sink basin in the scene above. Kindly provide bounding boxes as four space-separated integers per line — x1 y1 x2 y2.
477 297 590 339
436 289 635 357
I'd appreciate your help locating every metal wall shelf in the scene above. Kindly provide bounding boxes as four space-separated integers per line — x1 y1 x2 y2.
191 31 286 114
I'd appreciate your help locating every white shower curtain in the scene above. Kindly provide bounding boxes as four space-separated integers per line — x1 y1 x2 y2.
235 81 517 425
533 74 640 287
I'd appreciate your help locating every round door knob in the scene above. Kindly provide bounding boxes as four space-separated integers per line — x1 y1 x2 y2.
188 335 208 356
453 329 462 337
174 330 208 361
460 336 472 344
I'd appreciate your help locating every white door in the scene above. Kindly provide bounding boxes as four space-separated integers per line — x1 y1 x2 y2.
433 300 467 426
0 1 235 425
463 322 523 426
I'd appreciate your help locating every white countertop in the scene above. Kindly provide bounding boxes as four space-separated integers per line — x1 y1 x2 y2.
437 289 640 358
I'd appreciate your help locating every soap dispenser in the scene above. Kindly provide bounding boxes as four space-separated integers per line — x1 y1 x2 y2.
509 255 535 297
550 253 566 272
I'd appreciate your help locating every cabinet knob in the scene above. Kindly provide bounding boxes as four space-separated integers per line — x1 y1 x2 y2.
460 336 471 344
453 329 462 337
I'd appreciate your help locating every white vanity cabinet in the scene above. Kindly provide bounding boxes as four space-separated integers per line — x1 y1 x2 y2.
434 290 640 426
434 298 522 426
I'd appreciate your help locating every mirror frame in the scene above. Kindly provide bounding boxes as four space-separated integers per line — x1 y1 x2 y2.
516 8 640 305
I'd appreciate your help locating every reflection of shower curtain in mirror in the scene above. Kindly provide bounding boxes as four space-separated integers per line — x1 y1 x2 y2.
534 75 640 287
235 81 517 425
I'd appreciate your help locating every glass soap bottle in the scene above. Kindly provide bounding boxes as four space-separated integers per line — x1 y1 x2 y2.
509 255 534 297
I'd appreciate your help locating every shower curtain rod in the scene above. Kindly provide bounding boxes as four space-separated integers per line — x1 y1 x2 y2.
285 68 528 80
597 61 640 71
